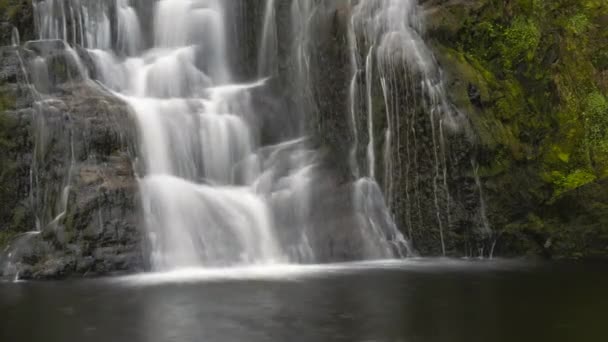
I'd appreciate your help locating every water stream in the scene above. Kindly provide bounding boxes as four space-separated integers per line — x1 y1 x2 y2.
349 0 486 255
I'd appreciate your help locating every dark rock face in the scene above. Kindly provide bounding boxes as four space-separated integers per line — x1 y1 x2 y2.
0 46 36 247
22 80 143 279
300 1 354 182
0 41 143 279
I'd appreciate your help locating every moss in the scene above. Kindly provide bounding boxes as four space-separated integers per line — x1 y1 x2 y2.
501 17 541 69
0 229 18 249
0 0 28 22
0 0 34 42
1 82 28 243
0 87 16 185
567 13 591 34
428 0 608 258
544 169 597 199
584 91 608 152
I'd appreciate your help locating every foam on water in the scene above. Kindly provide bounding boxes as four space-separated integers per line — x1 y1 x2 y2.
110 258 528 286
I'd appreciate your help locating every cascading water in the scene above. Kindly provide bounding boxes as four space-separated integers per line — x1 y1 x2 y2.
90 0 290 270
348 0 490 255
23 0 409 272
258 0 277 77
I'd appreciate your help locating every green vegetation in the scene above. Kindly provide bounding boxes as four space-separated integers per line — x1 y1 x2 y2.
428 0 608 258
501 17 541 69
0 86 16 188
0 0 29 21
584 91 608 153
0 0 34 42
0 229 18 249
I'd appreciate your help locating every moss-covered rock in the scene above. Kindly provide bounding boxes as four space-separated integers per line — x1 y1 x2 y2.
0 0 34 45
426 0 608 258
0 0 35 252
0 46 35 252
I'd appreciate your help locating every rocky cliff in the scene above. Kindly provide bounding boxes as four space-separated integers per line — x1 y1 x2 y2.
275 0 608 258
1 2 143 278
1 0 606 278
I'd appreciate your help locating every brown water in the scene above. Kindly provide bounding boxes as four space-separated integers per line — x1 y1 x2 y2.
0 259 606 342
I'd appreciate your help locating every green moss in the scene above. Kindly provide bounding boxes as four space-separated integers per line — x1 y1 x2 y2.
584 91 608 152
567 14 591 34
558 169 596 191
0 0 35 42
0 87 16 177
1 83 26 243
0 0 27 21
545 169 597 199
428 0 608 258
0 229 18 249
501 17 541 69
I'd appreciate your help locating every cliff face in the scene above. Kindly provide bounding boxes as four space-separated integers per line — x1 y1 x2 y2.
279 0 608 258
0 0 606 272
425 0 608 258
0 0 33 250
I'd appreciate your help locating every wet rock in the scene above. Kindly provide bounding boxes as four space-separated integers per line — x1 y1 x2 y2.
0 40 143 278
468 83 482 109
0 22 14 47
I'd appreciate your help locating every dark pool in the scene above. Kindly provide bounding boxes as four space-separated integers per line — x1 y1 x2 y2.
0 259 606 342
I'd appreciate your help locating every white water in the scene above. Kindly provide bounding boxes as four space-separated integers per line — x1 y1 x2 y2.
89 0 286 270
349 0 481 254
258 0 277 77
26 0 410 271
365 45 375 179
112 258 524 286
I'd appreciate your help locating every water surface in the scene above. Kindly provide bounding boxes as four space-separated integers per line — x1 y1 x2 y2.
1 260 606 342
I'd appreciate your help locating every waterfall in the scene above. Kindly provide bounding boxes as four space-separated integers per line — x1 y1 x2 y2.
258 0 277 77
365 45 375 179
25 0 410 271
349 0 484 255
